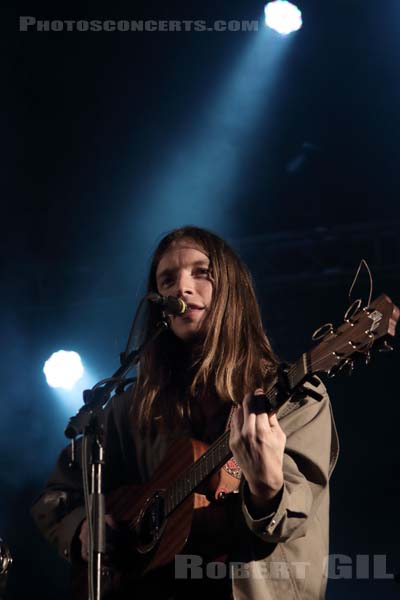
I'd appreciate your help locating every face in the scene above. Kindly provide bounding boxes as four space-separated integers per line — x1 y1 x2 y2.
155 239 213 342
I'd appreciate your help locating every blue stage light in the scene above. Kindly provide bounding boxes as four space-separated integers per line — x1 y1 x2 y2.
43 350 84 390
264 1 303 35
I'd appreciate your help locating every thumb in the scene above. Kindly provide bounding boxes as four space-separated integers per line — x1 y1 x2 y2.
231 404 243 431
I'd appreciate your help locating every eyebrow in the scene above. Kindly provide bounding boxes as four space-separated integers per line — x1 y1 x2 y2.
156 260 210 282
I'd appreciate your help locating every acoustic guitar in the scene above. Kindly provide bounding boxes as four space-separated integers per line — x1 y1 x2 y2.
72 294 399 597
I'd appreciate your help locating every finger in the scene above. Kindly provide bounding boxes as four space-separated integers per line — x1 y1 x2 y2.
229 412 243 455
249 393 271 416
242 393 257 433
229 424 236 449
249 391 272 432
79 519 89 561
268 412 280 428
105 514 117 529
79 519 87 544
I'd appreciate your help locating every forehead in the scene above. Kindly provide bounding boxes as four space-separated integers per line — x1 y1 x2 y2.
156 239 209 275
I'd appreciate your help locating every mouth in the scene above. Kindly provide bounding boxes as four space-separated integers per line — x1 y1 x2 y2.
179 304 205 316
186 303 204 311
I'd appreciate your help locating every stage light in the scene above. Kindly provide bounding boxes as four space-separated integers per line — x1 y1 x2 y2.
264 1 303 35
43 350 84 390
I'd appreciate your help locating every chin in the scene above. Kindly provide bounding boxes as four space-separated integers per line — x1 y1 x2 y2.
172 325 204 343
176 330 200 343
171 315 209 343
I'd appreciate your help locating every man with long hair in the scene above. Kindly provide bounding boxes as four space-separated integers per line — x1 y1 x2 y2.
32 226 338 599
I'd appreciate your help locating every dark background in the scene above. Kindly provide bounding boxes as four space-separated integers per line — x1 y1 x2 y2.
3 0 400 597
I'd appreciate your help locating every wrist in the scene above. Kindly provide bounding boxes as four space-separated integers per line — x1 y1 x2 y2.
246 481 283 516
248 478 283 501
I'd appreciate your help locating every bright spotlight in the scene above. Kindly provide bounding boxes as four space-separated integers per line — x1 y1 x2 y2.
264 1 303 35
43 350 84 390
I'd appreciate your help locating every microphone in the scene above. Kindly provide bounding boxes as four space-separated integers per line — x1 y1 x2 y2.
146 293 187 315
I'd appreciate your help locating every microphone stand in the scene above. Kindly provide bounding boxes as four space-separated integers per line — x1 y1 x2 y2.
65 315 169 600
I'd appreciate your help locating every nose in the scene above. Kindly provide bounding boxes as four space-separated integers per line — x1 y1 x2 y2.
173 270 194 298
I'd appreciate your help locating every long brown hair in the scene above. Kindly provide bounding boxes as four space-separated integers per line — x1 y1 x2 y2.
132 226 279 432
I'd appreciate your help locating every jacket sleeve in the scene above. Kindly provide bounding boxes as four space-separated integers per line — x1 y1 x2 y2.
240 378 339 543
31 389 140 562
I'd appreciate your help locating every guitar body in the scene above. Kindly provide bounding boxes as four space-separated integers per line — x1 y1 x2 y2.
72 436 240 599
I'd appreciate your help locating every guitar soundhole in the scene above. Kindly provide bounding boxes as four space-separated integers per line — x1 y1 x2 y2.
136 491 166 553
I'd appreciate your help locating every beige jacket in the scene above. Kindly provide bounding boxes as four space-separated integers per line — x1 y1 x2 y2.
31 379 338 599
230 379 339 599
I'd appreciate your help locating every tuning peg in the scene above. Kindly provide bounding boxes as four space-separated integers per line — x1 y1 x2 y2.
328 356 357 378
345 359 354 376
312 323 337 341
337 358 354 376
327 364 340 378
378 341 394 353
364 351 371 365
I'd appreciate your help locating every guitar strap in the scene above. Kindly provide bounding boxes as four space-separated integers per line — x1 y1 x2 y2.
222 405 242 480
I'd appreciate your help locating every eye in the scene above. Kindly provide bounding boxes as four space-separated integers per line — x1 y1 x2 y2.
194 267 210 277
159 275 174 288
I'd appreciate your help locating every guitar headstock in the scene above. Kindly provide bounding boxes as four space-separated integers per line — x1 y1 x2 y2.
308 294 399 377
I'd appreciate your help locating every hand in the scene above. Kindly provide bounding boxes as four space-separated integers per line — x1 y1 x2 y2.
79 514 117 562
229 390 286 510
